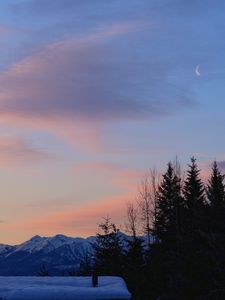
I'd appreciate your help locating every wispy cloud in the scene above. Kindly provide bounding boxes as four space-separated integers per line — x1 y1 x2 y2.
74 161 143 190
0 19 196 154
0 21 193 125
5 193 134 240
0 136 53 166
0 0 224 244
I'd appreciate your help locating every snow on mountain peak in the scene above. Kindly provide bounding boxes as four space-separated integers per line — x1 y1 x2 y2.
15 235 49 253
13 234 92 254
0 233 136 275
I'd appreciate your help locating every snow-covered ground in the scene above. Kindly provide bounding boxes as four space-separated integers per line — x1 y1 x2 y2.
0 276 131 300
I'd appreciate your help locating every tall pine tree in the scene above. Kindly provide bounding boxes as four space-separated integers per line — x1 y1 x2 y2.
148 163 184 299
206 161 225 296
207 161 225 233
154 162 183 244
181 158 212 299
148 163 183 299
183 157 205 234
207 161 225 207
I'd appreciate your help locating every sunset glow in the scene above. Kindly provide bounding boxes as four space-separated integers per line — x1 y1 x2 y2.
0 0 225 244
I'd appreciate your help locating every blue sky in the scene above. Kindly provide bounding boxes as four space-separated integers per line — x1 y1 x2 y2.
0 0 224 244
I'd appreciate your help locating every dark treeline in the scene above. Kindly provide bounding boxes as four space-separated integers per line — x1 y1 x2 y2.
93 157 225 300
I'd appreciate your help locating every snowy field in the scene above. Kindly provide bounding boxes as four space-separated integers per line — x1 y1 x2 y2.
0 276 131 300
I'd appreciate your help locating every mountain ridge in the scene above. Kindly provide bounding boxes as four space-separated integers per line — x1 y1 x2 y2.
0 234 96 275
0 233 145 275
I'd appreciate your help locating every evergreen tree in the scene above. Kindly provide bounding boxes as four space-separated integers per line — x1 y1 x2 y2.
124 237 145 300
147 163 184 299
181 158 213 298
183 157 205 234
154 162 183 244
93 217 123 276
207 161 225 207
207 161 225 234
206 161 225 295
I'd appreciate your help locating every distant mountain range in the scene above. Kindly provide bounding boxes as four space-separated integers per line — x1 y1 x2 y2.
0 234 96 275
0 233 148 275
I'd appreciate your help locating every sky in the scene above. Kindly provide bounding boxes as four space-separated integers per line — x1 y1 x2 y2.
0 0 225 245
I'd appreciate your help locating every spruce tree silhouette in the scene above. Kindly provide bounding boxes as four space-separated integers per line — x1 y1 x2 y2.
207 161 225 206
154 162 183 244
93 217 123 276
183 156 205 234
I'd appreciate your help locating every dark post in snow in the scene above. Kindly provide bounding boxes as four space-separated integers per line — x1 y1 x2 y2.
92 268 98 287
92 256 98 287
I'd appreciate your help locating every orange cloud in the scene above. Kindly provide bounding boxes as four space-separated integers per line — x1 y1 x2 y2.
4 192 135 243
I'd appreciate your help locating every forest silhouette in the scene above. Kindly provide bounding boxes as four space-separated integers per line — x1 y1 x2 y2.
93 158 225 300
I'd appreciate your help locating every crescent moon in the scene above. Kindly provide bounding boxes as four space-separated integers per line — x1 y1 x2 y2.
195 65 201 76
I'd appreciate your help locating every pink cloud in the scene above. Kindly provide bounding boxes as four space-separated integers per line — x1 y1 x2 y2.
0 17 189 158
0 20 154 153
0 136 53 167
4 193 134 241
0 21 141 118
73 161 144 190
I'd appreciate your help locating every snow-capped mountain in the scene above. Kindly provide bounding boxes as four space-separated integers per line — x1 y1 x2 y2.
0 234 95 275
0 233 142 275
14 234 90 254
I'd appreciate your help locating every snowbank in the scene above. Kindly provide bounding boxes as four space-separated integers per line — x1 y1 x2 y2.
0 276 131 300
